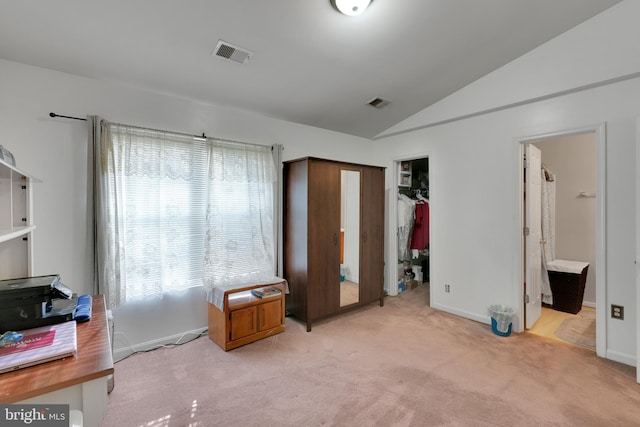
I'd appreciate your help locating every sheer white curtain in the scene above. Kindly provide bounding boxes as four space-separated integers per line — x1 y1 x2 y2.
541 168 556 263
98 123 208 307
94 121 276 308
203 140 277 291
540 167 556 305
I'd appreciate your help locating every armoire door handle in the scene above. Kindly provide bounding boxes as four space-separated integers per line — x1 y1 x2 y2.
334 233 338 245
363 231 367 243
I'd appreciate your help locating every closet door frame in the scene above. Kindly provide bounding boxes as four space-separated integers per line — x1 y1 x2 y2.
388 153 432 299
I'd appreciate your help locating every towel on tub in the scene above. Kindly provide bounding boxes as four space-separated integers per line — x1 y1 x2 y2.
546 260 589 274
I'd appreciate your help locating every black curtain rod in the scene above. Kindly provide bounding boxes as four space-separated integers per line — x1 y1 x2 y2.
49 112 87 121
47 113 273 149
48 113 212 141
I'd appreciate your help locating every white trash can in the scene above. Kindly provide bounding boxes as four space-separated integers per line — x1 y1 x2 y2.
488 305 513 337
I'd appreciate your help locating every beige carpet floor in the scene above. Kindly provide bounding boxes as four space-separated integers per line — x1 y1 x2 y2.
102 284 640 427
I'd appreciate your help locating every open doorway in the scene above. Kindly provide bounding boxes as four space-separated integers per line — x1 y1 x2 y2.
391 157 430 304
521 129 603 353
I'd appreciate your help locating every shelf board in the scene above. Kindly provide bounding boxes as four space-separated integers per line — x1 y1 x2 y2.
0 225 36 243
0 159 42 183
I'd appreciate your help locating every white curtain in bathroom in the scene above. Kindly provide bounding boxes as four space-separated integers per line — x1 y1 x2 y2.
541 168 556 263
540 167 556 305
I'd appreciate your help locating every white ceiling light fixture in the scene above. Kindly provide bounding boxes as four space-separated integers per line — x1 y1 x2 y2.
331 0 372 16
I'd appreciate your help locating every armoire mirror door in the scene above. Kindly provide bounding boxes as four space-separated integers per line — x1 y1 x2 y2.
340 169 360 307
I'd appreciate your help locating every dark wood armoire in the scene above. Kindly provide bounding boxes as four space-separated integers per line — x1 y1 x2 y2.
283 157 385 331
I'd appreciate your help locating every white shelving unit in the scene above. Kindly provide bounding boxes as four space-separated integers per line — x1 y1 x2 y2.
0 158 40 280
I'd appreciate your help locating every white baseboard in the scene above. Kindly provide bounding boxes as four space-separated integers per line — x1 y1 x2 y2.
606 349 636 367
430 302 491 326
113 326 208 363
432 303 635 368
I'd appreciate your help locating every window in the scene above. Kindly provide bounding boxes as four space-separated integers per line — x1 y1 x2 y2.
99 123 276 307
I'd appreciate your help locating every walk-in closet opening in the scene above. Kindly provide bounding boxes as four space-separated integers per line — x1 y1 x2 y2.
395 157 430 303
521 130 601 353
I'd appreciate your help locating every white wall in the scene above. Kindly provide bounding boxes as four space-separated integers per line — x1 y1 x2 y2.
0 58 373 358
372 0 638 366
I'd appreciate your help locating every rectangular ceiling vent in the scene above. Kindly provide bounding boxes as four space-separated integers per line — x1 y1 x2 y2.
212 40 253 64
368 97 390 109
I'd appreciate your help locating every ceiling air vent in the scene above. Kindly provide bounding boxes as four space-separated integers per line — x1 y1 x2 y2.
368 97 390 109
212 40 253 64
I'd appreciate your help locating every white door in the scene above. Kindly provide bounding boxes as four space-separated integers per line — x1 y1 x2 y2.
525 144 543 329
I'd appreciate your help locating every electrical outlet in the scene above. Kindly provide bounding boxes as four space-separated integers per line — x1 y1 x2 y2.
445 284 450 293
611 304 624 320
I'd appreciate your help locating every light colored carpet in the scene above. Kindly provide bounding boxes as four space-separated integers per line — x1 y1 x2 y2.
102 285 639 427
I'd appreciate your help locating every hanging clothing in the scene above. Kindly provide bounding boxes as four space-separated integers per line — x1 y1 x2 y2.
397 194 415 260
410 201 429 250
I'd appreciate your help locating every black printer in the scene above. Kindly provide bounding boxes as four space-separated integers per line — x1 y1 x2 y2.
0 275 77 333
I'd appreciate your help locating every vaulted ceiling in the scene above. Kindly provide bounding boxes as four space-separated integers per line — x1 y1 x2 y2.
0 0 622 139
